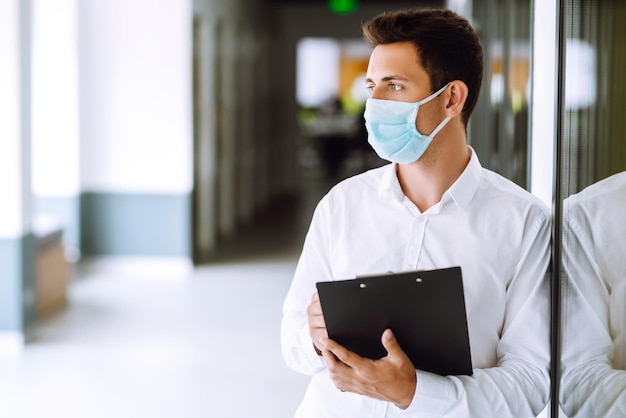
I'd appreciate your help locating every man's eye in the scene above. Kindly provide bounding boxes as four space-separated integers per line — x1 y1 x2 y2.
390 84 402 91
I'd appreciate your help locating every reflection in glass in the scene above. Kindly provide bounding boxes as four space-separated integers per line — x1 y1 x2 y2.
561 173 626 416
559 0 626 416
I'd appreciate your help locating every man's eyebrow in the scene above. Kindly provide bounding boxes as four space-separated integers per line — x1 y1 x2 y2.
365 75 410 83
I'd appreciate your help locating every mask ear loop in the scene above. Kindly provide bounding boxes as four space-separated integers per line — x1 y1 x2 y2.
416 82 451 105
427 116 452 138
419 82 452 138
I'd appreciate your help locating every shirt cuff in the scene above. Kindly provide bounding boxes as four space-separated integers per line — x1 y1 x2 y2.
297 323 326 371
396 370 455 416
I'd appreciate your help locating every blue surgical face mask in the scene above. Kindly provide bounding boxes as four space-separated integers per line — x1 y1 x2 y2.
364 83 451 164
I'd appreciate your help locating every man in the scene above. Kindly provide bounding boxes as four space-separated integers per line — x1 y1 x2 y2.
560 172 626 417
281 8 550 417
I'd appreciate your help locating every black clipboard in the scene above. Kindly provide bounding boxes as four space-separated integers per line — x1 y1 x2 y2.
316 266 472 376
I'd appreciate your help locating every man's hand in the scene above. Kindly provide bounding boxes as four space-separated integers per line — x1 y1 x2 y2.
306 292 328 355
320 329 417 409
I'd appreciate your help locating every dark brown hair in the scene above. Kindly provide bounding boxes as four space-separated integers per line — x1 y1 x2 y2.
362 8 484 126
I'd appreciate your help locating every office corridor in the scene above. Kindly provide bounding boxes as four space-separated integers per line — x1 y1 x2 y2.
0 194 318 418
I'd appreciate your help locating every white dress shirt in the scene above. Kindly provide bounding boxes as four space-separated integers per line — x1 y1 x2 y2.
560 171 626 417
281 148 551 417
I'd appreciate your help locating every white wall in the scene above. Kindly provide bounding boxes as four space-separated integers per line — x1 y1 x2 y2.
79 0 192 194
31 0 79 198
0 0 31 238
0 0 34 340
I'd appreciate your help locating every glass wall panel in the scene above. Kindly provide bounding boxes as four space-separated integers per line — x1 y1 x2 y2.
559 1 626 416
471 0 531 189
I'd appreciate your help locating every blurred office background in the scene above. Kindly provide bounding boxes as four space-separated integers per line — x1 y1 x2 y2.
0 0 624 417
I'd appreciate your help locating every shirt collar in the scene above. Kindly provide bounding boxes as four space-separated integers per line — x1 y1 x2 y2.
377 146 482 210
444 146 482 211
378 163 404 202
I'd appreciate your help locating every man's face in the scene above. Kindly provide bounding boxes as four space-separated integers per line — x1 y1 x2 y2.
365 41 445 136
365 41 432 103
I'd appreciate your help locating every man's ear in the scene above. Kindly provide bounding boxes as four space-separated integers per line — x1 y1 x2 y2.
445 80 469 117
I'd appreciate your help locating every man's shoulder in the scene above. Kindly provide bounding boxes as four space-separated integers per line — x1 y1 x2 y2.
565 171 626 221
326 164 390 197
567 171 626 206
480 168 550 216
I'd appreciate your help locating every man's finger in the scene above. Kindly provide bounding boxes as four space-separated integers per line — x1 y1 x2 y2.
321 346 340 367
325 338 364 367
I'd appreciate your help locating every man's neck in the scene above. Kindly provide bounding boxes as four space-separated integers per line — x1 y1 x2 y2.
396 141 471 212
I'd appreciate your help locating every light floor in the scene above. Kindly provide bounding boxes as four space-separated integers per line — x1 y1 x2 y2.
0 194 318 418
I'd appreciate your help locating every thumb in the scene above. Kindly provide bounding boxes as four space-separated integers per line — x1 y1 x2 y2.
381 328 402 355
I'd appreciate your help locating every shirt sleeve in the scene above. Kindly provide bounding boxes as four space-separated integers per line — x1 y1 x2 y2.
560 209 626 417
396 210 551 417
281 198 332 375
